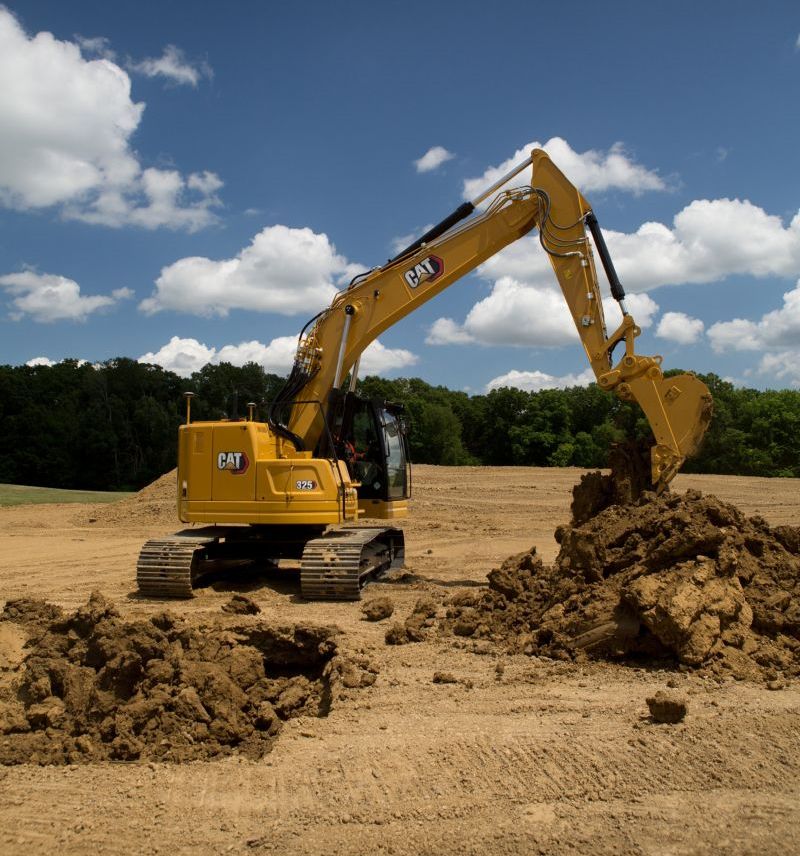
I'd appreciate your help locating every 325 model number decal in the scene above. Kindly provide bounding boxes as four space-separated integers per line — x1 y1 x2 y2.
295 480 317 490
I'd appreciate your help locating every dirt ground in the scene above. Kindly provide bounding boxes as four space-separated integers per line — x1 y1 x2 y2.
1 465 799 855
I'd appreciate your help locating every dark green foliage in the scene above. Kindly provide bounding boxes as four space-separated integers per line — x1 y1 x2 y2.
1 361 798 491
0 359 283 490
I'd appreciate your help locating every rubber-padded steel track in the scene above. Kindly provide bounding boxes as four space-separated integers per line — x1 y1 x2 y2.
300 526 404 601
136 534 216 598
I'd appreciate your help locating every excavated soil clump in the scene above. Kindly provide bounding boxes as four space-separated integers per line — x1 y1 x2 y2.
0 592 376 765
444 489 800 680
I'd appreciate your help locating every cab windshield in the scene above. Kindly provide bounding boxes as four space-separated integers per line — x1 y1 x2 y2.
379 407 408 500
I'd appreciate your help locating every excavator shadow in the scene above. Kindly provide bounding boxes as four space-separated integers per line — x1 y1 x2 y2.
196 558 301 596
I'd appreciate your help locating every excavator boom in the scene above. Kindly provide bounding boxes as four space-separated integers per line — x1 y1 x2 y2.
274 148 712 490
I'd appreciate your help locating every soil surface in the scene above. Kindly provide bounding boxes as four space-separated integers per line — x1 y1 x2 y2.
1 465 799 855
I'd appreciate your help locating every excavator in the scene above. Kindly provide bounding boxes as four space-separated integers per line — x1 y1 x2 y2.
136 149 713 600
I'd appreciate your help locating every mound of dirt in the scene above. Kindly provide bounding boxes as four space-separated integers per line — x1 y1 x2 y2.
443 489 800 680
0 592 376 765
79 469 178 527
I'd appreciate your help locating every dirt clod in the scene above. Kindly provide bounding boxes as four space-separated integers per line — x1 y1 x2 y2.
646 690 688 723
432 671 458 684
222 595 261 615
0 593 369 765
384 597 440 645
361 597 394 622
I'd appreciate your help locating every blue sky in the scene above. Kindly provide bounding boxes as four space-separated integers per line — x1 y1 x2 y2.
0 1 799 392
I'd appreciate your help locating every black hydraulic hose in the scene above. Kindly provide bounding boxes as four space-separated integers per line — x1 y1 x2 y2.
585 211 626 303
388 201 475 263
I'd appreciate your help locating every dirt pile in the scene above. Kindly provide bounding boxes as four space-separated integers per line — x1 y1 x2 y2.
80 469 177 527
443 489 800 680
0 592 376 765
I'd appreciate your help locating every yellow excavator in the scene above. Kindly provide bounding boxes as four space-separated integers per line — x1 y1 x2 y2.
136 149 712 600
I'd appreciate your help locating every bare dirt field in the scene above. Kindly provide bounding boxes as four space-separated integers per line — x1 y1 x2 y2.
1 465 799 855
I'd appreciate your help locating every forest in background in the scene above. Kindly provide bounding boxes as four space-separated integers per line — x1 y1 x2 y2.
1 359 798 491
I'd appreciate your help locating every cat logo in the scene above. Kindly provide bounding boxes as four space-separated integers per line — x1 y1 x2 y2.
216 451 249 474
404 255 444 289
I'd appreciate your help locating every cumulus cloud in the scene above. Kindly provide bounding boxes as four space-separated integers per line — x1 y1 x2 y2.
425 317 476 345
358 340 418 374
414 146 455 173
427 277 658 350
0 270 130 322
26 356 57 367
128 44 212 87
756 351 800 388
656 311 705 345
707 280 800 388
463 137 666 201
428 172 799 352
485 367 595 393
0 9 221 230
140 225 360 316
708 281 800 354
476 199 800 296
139 335 417 378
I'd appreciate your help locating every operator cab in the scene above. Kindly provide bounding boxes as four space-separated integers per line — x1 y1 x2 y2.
328 392 411 516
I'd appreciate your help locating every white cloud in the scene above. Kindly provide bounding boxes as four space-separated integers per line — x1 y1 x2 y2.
796 33 800 50
459 278 578 347
26 356 57 367
485 367 595 393
708 280 800 387
139 337 216 376
427 175 799 352
139 335 417 378
425 317 476 345
427 277 658 350
463 137 666 201
359 340 418 374
128 44 212 87
0 270 129 322
75 35 116 61
656 311 705 345
414 146 455 173
606 201 800 290
476 200 800 296
140 225 358 316
0 9 221 230
708 280 800 355
214 337 299 373
707 318 762 353
756 351 800 388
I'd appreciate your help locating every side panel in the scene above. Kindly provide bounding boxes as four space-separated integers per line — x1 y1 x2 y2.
178 425 213 502
211 424 257 501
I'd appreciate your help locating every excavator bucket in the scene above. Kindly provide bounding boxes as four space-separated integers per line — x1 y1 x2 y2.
624 371 713 490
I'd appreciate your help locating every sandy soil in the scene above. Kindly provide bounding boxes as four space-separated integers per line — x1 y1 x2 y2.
1 465 799 855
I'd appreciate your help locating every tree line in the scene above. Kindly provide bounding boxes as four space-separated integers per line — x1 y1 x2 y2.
0 359 798 491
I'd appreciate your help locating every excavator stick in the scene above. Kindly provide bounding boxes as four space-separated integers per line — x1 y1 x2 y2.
623 371 713 490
